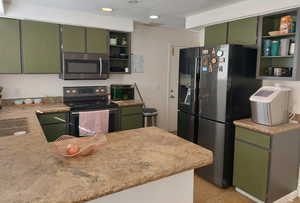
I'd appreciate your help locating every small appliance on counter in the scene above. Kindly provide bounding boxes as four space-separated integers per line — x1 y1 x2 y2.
110 84 134 101
250 86 291 126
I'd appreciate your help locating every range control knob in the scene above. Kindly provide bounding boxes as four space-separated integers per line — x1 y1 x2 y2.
66 90 71 94
72 90 77 94
100 89 105 92
96 89 100 93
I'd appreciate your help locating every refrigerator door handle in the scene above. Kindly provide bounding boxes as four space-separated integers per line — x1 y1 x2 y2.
193 56 199 105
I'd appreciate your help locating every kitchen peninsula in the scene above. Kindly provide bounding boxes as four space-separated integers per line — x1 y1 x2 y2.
0 104 212 203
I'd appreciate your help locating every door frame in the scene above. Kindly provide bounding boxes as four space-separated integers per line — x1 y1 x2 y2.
166 42 201 132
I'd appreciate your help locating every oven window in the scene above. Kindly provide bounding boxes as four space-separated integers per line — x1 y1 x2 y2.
66 60 100 74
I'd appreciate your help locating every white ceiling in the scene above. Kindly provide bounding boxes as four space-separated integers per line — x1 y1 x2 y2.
14 0 247 28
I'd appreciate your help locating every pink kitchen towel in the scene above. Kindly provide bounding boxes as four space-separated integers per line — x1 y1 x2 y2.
79 110 109 136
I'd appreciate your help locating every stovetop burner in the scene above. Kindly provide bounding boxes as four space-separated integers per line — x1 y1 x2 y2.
65 102 119 111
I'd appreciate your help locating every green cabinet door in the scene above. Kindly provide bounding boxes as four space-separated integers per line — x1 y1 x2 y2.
62 25 86 52
21 20 61 73
0 18 21 73
42 123 67 142
233 140 269 201
86 28 108 54
228 17 258 45
121 114 143 131
205 23 228 46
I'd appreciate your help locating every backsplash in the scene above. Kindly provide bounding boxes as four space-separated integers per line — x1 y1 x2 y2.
2 96 63 106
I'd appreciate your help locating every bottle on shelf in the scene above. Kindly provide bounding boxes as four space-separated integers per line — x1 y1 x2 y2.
289 40 295 55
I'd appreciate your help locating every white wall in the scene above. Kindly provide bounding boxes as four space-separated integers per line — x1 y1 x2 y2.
0 0 133 32
0 24 203 130
186 0 300 29
263 80 300 114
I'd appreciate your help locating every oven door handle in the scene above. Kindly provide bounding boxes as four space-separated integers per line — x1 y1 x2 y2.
99 57 103 77
71 108 119 115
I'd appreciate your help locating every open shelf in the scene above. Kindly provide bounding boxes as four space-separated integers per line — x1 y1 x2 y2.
257 8 300 80
262 33 295 39
110 45 129 48
261 55 294 58
258 76 294 80
109 31 131 74
110 58 129 61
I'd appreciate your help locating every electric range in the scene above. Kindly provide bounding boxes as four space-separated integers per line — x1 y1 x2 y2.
63 86 120 136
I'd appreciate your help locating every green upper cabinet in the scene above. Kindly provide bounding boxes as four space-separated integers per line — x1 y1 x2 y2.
21 20 61 73
0 18 21 73
62 25 86 53
205 23 228 46
86 28 109 54
228 17 258 45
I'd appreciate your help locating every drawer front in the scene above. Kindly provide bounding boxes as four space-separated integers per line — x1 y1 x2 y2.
235 127 270 149
121 114 143 130
233 140 269 201
121 105 143 115
42 123 67 142
38 113 67 125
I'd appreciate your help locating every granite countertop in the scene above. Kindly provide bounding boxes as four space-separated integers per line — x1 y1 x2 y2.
0 104 213 203
234 118 300 135
113 100 144 107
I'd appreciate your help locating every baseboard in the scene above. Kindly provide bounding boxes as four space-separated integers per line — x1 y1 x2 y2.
235 187 298 203
235 188 264 203
273 190 298 203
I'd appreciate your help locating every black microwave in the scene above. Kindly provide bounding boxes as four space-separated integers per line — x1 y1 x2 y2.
111 84 135 101
60 52 109 80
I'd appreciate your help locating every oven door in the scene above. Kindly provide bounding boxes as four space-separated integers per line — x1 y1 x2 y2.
69 108 120 137
61 53 109 80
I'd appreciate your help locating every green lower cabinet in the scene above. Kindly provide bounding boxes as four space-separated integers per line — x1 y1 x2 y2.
0 18 21 73
121 114 143 131
233 126 300 202
21 20 61 73
120 105 143 131
37 112 69 142
233 140 269 201
42 123 68 142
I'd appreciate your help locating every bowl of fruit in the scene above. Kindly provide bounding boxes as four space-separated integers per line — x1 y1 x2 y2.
53 134 107 158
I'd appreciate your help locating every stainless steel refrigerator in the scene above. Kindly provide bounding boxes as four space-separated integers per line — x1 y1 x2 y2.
196 44 262 188
177 47 202 143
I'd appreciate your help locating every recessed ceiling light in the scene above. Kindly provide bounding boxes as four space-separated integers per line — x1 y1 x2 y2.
149 15 159 19
102 8 113 12
128 0 140 4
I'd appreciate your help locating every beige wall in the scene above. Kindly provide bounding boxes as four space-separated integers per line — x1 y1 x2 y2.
0 23 203 129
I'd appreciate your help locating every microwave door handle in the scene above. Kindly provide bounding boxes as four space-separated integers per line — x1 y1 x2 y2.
99 57 103 76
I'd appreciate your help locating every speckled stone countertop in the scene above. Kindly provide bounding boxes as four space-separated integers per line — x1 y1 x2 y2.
0 104 212 203
113 100 144 107
234 118 300 135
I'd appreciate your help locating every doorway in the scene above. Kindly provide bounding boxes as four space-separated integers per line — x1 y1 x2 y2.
167 46 183 132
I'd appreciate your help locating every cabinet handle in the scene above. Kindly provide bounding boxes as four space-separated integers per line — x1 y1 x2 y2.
53 116 66 123
99 57 103 76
